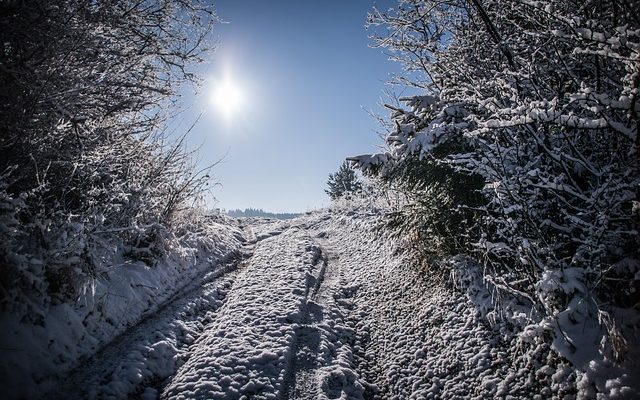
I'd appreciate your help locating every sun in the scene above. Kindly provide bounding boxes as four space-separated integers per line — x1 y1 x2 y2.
210 78 244 118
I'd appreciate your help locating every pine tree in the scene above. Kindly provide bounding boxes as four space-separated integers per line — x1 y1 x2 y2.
325 161 363 200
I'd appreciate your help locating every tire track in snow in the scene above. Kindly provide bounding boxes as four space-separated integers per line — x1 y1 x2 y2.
161 225 323 400
48 226 258 400
279 243 327 400
282 231 366 400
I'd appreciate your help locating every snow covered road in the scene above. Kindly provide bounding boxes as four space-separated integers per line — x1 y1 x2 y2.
163 226 324 399
46 218 364 400
162 220 365 400
41 211 640 399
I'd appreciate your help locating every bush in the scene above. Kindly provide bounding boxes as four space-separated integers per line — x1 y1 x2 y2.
353 0 640 364
383 150 485 272
0 0 217 318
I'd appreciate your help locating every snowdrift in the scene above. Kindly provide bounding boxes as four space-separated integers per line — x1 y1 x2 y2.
0 217 243 400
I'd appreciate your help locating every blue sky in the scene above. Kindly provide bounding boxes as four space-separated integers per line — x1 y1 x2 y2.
177 0 413 213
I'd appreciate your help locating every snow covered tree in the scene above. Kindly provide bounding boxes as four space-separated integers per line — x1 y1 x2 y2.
326 161 363 200
382 150 485 272
0 0 217 317
352 0 640 370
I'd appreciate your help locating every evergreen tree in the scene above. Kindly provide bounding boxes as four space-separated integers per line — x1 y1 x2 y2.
325 161 363 200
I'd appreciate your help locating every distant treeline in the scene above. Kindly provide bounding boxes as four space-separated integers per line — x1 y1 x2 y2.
226 208 301 220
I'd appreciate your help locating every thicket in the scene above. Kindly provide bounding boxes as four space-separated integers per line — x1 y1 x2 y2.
0 0 217 320
353 0 639 364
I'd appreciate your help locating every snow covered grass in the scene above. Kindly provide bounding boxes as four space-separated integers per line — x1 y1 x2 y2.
49 255 242 400
0 215 243 400
307 204 640 399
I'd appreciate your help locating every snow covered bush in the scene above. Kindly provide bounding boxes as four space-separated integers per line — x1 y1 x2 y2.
352 0 640 381
0 0 217 319
327 174 406 218
367 143 486 275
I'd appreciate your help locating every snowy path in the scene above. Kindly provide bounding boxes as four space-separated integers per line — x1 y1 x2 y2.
48 230 256 400
45 217 367 400
41 211 636 399
44 215 483 400
162 226 324 399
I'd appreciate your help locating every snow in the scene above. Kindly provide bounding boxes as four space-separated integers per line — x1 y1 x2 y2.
2 206 638 399
300 207 639 399
163 227 322 399
306 210 533 399
0 218 243 400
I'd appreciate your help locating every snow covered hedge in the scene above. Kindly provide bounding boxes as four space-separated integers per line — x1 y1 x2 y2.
0 0 217 318
352 0 639 391
0 1 241 397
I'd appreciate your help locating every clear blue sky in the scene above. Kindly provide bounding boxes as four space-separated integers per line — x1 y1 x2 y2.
177 0 413 213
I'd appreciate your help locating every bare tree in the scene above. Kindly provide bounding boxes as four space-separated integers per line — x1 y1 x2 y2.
0 0 218 316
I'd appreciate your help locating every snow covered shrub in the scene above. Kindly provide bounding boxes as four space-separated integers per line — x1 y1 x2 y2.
374 141 486 273
0 175 37 319
0 0 217 317
353 0 640 373
328 174 405 217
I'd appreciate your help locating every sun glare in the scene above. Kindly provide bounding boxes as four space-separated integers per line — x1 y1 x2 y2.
210 78 244 118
